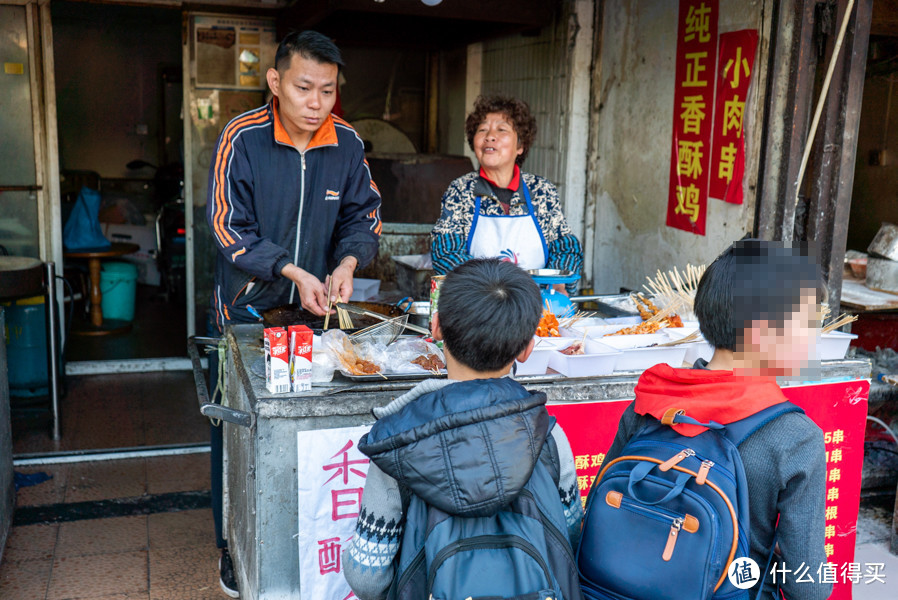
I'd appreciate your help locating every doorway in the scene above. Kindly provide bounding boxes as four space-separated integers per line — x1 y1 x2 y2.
51 1 187 362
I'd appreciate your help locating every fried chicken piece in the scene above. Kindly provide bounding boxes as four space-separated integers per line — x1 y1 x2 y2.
605 321 663 336
411 353 445 371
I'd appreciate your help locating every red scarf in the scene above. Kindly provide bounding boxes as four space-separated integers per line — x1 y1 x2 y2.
633 364 787 437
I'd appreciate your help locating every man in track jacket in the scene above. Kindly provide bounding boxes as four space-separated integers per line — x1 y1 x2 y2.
205 31 380 598
207 30 381 330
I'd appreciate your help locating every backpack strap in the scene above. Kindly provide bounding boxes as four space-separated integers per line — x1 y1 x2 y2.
722 402 804 446
537 417 561 487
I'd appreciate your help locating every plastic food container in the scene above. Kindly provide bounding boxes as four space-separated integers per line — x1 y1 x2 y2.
533 336 577 352
547 340 621 377
612 346 689 372
515 348 555 376
680 342 714 365
349 278 381 301
594 332 670 350
817 331 858 360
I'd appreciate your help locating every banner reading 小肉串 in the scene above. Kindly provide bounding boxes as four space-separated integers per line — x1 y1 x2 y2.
709 29 758 204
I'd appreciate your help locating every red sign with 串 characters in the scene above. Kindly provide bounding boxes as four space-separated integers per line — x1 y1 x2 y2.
709 29 758 204
666 0 719 236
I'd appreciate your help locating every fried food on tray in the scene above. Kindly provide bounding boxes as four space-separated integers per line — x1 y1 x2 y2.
335 337 382 375
346 359 381 375
412 353 445 371
537 309 560 337
605 313 685 336
605 321 664 336
634 294 660 321
620 293 684 332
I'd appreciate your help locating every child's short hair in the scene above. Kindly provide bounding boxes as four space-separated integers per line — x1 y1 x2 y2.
694 239 822 350
437 259 541 372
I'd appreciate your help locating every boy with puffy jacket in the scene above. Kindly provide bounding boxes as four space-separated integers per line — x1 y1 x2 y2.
343 258 583 600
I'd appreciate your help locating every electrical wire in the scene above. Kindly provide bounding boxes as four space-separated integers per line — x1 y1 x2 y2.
867 415 898 447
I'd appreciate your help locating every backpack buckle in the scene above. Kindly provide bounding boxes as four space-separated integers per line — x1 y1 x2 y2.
661 408 685 426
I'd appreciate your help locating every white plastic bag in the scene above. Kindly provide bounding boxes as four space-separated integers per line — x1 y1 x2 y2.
385 338 446 374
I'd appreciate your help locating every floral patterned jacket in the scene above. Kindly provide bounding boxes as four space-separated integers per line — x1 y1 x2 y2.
431 171 583 291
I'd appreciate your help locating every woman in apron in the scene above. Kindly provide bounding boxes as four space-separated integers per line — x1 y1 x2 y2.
431 95 583 293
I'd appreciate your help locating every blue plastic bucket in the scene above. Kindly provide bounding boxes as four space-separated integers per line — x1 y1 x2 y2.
100 261 138 322
2 296 50 395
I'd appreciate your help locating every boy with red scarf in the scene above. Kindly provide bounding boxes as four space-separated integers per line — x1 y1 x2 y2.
602 239 830 600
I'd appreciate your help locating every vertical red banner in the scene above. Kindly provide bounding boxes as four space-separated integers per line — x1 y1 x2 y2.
782 380 869 600
666 0 719 236
709 29 758 204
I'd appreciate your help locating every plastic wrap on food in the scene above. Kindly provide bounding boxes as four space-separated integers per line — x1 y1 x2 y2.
320 330 388 376
385 337 446 374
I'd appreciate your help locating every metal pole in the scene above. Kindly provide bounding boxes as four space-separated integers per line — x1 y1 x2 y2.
44 261 61 441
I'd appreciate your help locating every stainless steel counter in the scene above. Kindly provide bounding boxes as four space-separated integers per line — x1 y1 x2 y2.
206 324 872 600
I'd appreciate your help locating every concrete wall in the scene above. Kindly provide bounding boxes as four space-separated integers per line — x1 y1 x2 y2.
479 12 573 202
588 0 773 293
848 73 898 253
52 2 181 179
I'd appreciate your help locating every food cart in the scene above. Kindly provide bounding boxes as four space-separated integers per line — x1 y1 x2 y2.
190 322 871 600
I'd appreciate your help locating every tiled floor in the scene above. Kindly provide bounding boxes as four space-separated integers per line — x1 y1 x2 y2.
1 453 220 600
12 371 208 456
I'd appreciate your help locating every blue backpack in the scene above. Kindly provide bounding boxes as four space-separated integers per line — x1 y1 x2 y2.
390 428 584 600
577 402 802 600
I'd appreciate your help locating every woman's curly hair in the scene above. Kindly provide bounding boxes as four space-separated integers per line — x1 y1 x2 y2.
465 95 537 166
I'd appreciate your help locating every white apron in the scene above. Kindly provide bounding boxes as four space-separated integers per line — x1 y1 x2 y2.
466 180 548 270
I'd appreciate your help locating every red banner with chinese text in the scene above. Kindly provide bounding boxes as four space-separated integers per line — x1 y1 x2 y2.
548 378 869 600
666 0 719 236
709 29 758 204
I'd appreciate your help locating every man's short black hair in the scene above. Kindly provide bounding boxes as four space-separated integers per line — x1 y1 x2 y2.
438 259 541 372
694 238 821 351
275 31 344 72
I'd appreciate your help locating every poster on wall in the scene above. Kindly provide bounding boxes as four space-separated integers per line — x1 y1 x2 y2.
194 15 276 90
666 0 719 236
709 29 759 204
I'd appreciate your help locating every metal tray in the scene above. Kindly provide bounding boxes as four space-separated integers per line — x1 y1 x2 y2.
338 369 447 382
528 268 581 285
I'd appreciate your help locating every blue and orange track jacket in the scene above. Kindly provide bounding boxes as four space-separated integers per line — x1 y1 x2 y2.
206 99 382 330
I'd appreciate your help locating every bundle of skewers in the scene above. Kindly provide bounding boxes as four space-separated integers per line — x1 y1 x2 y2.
820 304 858 334
643 264 706 320
323 278 354 331
604 294 685 336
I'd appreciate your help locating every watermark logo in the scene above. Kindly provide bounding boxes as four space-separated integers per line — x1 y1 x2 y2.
728 557 760 589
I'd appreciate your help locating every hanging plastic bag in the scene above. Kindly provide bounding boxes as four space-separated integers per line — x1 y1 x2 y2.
63 186 111 251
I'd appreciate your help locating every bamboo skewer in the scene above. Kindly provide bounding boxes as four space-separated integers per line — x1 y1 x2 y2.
643 264 707 315
323 277 334 330
656 330 702 347
822 313 858 334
